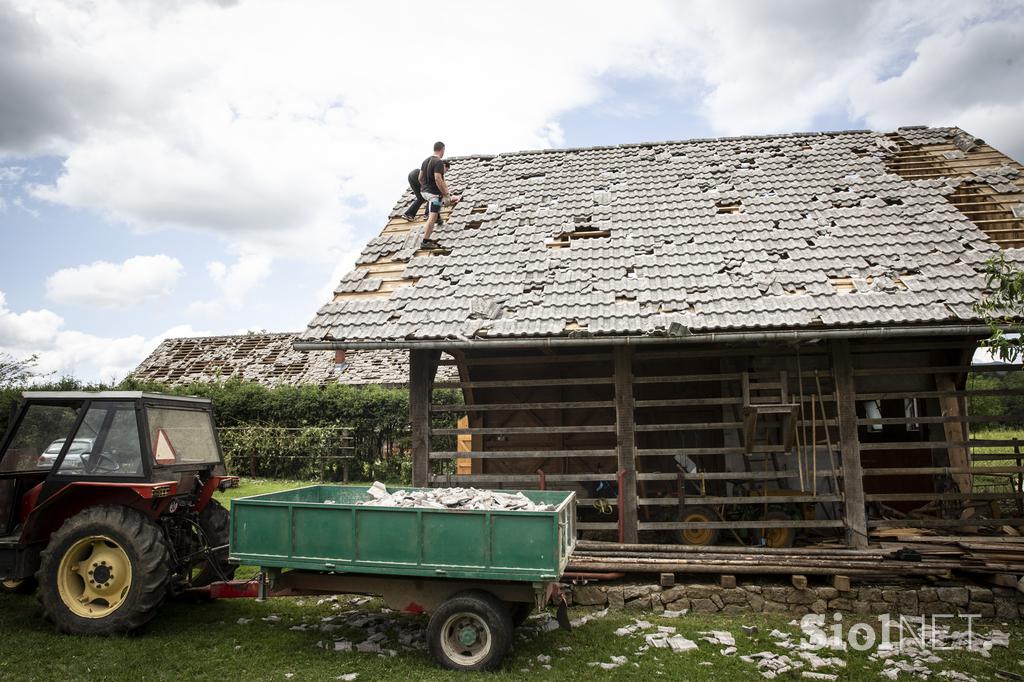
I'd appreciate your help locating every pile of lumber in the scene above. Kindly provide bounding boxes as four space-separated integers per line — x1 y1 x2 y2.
568 538 1024 581
875 534 1024 579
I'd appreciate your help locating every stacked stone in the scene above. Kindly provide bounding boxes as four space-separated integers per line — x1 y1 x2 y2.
570 581 1024 619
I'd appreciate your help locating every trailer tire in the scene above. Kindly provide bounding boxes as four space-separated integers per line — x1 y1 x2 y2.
190 499 236 587
37 505 171 635
0 577 36 595
428 590 513 671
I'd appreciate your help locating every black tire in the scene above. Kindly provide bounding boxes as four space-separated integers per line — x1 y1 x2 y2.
190 499 235 587
36 505 171 635
752 508 797 548
427 590 513 672
678 505 721 546
0 577 37 595
509 601 532 628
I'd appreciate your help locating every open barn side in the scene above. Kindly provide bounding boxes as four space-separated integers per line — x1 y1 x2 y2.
409 335 1024 551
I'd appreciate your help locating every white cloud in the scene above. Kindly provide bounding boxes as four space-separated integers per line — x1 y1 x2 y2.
0 290 201 381
46 254 183 307
187 253 272 316
2 0 1022 273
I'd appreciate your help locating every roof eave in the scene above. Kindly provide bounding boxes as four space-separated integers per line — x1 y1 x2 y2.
293 322 997 351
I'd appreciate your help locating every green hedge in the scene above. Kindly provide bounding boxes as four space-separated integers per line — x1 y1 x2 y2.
0 377 461 482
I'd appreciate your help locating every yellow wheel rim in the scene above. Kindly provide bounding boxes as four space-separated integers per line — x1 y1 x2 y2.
2 579 23 590
681 514 715 545
57 535 132 618
763 527 790 548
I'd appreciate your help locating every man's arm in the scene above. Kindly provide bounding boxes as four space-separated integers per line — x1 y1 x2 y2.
435 172 450 198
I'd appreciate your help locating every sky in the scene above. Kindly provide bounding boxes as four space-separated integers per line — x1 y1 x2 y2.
1 0 1023 382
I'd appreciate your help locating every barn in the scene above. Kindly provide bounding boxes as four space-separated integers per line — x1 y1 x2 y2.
297 127 1024 550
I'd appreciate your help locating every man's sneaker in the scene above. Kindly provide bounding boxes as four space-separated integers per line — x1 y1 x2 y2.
421 238 441 250
402 213 416 221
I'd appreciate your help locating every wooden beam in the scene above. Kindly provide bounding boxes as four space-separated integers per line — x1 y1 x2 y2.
936 373 972 495
410 348 440 487
614 346 639 543
830 339 868 549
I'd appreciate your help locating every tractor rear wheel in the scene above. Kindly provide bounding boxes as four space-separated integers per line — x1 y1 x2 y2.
190 499 235 587
37 505 171 635
678 505 721 546
0 577 36 595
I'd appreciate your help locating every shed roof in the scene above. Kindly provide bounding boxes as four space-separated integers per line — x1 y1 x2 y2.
301 127 1024 348
132 333 457 387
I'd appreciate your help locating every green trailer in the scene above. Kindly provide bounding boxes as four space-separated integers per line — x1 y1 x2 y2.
228 484 576 671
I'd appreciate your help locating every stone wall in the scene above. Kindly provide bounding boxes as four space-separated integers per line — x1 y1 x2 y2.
570 580 1024 620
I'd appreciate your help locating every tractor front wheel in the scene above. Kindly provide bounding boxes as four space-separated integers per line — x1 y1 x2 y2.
752 508 797 548
37 506 171 635
678 505 721 546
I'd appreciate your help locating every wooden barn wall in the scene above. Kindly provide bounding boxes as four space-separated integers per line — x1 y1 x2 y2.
410 335 1024 547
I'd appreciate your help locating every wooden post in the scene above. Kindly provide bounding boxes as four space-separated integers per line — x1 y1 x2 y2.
936 373 972 495
410 348 440 487
614 346 639 543
830 339 869 549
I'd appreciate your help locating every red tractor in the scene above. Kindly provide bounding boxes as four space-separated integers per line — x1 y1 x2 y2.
0 391 237 634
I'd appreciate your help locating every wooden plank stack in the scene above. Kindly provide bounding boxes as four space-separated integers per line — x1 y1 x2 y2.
568 537 1024 583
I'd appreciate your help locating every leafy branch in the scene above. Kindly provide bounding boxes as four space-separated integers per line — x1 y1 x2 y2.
974 253 1024 362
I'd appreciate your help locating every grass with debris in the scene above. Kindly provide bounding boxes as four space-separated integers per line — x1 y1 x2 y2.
2 479 1021 681
1 591 1022 681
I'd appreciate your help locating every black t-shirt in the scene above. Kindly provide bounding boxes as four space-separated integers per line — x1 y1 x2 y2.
408 168 421 192
420 156 445 195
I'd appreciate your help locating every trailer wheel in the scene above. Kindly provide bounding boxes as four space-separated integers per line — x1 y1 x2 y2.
190 499 236 587
37 506 171 635
678 505 720 546
0 577 36 595
752 509 796 548
428 590 513 671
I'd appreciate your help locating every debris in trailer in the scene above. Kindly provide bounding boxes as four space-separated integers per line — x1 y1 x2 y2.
358 482 557 511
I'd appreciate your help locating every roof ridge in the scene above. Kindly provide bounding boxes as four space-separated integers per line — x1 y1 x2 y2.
160 331 299 343
447 127 891 163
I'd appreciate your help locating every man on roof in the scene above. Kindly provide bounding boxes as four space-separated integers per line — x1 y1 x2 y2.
401 159 449 222
418 141 456 249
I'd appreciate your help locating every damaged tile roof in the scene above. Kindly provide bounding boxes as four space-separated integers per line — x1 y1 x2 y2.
132 333 458 387
301 127 1024 346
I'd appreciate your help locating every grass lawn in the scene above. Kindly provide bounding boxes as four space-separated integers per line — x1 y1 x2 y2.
1 478 1021 680
2 589 1022 681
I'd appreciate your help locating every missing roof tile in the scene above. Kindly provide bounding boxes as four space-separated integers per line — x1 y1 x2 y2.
546 229 611 248
715 199 742 214
830 277 855 294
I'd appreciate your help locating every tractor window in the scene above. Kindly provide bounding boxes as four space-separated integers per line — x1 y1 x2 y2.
58 402 143 477
146 407 220 465
0 404 81 473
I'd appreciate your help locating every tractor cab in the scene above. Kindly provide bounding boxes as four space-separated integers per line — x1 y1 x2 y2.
0 392 237 622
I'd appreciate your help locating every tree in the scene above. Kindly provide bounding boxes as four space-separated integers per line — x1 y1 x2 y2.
974 253 1024 362
0 353 39 387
